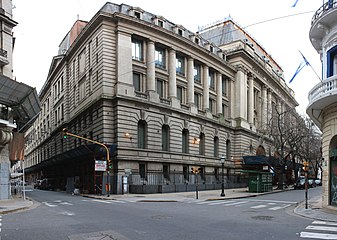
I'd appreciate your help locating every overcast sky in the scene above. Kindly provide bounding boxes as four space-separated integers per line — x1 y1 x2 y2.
12 0 323 115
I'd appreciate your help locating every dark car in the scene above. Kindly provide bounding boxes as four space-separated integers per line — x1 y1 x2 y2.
34 180 42 189
39 178 55 190
294 178 306 190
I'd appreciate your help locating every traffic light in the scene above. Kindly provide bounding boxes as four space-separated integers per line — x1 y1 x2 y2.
62 128 68 139
303 161 309 172
198 167 203 173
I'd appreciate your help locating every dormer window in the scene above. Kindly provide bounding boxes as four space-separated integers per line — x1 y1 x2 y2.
134 11 141 19
158 20 164 27
178 28 183 36
195 38 200 44
210 45 214 53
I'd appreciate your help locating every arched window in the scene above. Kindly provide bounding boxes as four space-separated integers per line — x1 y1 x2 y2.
182 129 189 153
199 133 205 155
214 136 219 157
162 125 170 151
138 120 147 149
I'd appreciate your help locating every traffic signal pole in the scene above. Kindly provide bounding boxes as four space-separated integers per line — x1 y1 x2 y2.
62 128 111 197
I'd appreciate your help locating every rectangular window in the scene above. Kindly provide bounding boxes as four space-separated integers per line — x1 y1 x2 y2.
176 55 185 76
194 93 201 109
209 70 215 89
157 79 164 98
177 86 183 103
209 98 215 114
139 163 146 179
79 50 86 76
183 165 189 181
132 38 143 61
182 129 189 154
79 78 86 101
222 76 227 96
133 73 141 92
163 164 169 180
162 125 169 151
194 64 201 82
155 47 166 68
215 168 219 181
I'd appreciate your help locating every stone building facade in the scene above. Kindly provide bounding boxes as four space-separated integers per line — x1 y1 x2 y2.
24 3 297 194
0 0 17 199
307 0 337 209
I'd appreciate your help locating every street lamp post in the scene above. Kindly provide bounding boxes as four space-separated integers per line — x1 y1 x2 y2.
220 155 225 197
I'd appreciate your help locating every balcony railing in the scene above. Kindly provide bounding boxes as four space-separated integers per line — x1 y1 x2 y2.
308 75 337 105
312 0 337 24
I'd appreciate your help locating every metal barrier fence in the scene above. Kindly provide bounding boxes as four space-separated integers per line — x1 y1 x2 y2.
128 172 249 194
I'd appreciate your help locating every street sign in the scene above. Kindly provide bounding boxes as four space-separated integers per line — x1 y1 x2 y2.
95 160 106 171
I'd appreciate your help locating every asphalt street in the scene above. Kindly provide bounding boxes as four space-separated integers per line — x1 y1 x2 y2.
0 187 327 240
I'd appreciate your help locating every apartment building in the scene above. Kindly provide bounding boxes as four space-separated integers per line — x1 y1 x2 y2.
307 0 337 208
24 3 297 194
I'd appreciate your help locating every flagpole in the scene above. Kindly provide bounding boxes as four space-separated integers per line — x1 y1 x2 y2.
298 50 322 82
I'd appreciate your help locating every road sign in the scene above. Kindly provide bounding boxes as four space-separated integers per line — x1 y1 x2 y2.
95 160 107 172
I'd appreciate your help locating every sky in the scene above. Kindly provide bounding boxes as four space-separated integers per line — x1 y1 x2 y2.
12 0 324 115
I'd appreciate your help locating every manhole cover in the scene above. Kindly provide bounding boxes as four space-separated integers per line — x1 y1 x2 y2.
252 215 274 221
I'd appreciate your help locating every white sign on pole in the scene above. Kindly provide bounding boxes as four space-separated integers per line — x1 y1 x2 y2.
95 160 107 171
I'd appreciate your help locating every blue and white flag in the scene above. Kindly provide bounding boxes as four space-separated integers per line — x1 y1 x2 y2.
292 0 300 7
289 51 310 84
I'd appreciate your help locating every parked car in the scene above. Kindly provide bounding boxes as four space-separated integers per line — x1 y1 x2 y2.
39 178 55 190
308 178 316 188
294 178 306 190
34 180 42 189
314 179 322 186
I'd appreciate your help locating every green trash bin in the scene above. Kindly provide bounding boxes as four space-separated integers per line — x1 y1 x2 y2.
248 173 262 193
243 170 272 193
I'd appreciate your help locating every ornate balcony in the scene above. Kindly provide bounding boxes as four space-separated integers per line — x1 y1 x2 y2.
310 1 337 51
307 75 337 128
0 48 8 66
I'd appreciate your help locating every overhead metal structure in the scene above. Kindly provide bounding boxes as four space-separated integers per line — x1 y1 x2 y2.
0 74 40 131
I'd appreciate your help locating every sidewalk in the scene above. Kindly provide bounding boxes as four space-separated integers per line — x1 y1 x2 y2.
1 188 336 222
0 196 33 214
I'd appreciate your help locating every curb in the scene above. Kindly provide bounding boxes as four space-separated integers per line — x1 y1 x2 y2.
0 198 34 215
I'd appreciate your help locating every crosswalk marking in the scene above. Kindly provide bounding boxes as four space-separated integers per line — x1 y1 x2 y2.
300 231 337 239
250 204 267 209
306 226 337 232
269 204 291 210
60 202 73 205
313 221 337 226
208 200 235 206
224 201 248 206
300 221 337 239
90 199 114 204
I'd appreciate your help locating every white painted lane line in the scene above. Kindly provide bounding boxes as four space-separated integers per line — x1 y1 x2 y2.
246 199 297 204
300 231 337 239
59 202 73 205
91 199 114 204
112 200 126 204
250 204 267 209
208 201 234 206
269 204 291 210
224 201 248 206
313 221 337 226
306 225 337 232
42 202 57 207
